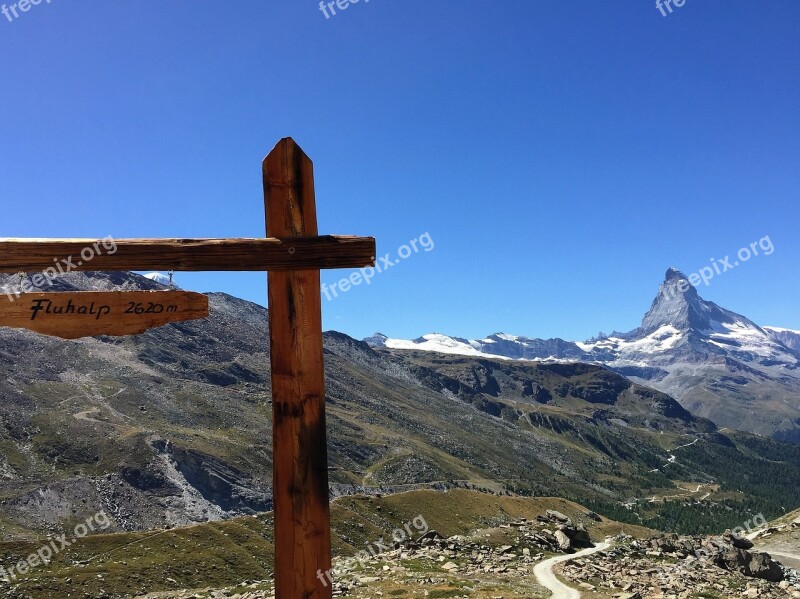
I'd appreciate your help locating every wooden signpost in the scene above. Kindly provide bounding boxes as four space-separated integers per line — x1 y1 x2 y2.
0 291 209 339
0 138 376 599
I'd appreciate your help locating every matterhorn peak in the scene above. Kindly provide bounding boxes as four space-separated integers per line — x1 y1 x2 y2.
664 267 689 282
640 267 767 337
640 268 710 334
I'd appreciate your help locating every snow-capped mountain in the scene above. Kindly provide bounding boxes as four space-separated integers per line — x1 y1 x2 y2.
764 326 800 352
367 268 800 442
143 272 179 288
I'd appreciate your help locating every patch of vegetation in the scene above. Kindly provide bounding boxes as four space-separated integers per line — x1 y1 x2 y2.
1 490 650 599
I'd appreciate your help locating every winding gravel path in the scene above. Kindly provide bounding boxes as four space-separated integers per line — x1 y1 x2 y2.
533 541 610 599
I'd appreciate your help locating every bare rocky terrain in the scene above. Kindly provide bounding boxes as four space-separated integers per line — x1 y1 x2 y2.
122 505 800 599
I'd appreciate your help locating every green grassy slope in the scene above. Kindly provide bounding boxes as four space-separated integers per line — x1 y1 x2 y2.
0 490 653 599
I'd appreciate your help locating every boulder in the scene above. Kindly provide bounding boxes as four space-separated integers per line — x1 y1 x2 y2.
650 536 680 554
563 523 592 547
586 511 602 522
546 510 572 525
748 552 785 582
554 530 572 551
418 530 444 542
714 548 784 582
723 529 754 549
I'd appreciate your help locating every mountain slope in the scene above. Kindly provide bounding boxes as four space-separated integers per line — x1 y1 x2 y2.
368 268 800 441
1 271 799 543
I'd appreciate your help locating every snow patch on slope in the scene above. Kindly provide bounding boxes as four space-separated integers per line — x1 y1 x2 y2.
577 325 684 355
705 320 796 362
383 334 512 360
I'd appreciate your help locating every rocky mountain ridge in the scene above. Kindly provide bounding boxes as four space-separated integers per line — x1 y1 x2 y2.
368 268 800 442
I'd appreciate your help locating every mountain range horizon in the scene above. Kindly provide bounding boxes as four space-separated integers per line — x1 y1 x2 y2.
367 267 800 442
367 267 799 347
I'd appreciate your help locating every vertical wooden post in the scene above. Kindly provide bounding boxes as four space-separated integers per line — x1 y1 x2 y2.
264 138 332 599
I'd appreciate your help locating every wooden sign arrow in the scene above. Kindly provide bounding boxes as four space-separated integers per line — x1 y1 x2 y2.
0 291 209 339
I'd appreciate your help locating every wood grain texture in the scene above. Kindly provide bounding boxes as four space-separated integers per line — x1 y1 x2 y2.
0 236 375 272
265 138 333 599
0 291 208 339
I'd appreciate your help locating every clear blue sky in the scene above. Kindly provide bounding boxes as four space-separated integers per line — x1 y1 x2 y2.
1 1 798 341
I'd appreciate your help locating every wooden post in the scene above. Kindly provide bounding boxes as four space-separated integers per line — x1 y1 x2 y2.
264 138 332 599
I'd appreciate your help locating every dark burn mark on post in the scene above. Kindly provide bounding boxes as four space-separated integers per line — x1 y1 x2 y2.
286 283 296 323
306 421 330 500
274 401 305 423
273 402 286 426
286 142 311 237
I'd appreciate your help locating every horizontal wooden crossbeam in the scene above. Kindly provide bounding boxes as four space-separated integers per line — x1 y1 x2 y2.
0 236 376 272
